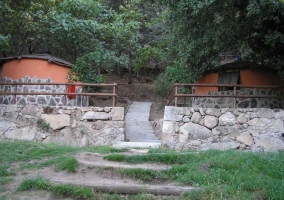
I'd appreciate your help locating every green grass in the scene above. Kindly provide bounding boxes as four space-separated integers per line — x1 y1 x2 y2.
1 140 284 199
18 177 94 199
106 150 284 199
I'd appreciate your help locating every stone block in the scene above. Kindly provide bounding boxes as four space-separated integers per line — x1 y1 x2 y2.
162 121 174 134
205 108 221 117
191 112 201 124
236 132 254 146
203 115 218 129
255 108 274 118
164 106 183 121
22 105 38 117
111 107 124 121
5 127 37 141
41 114 70 130
179 122 211 140
81 111 109 120
43 127 79 147
210 141 240 150
253 134 284 151
219 112 237 125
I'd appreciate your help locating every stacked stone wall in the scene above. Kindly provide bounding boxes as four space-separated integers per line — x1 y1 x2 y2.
0 104 125 147
162 106 284 151
192 88 284 109
0 76 87 107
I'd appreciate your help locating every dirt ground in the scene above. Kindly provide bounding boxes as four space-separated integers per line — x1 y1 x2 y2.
1 151 195 200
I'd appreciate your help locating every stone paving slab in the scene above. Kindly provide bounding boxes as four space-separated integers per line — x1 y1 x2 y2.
125 101 160 143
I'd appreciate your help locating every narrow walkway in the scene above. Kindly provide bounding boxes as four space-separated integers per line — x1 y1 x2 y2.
114 101 161 148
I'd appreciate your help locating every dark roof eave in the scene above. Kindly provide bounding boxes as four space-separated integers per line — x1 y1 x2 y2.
0 54 73 68
204 61 276 75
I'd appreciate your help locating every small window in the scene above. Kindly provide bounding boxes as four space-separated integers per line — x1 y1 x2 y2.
218 71 240 91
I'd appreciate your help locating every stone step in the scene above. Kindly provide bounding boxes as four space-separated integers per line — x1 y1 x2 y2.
113 142 161 149
125 114 150 121
50 178 199 196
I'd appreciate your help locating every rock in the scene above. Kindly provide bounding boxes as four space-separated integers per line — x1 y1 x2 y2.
212 125 239 136
161 133 174 142
236 132 254 146
219 112 237 125
255 108 274 118
274 110 284 120
205 108 221 117
203 115 218 129
191 140 202 146
164 106 183 121
21 105 38 117
5 127 37 141
110 107 124 121
253 134 284 151
179 122 211 140
211 141 240 150
0 121 17 133
237 113 249 124
81 111 109 120
41 114 70 130
250 130 259 137
191 112 201 124
104 107 111 112
43 127 79 147
180 107 191 116
248 118 284 132
92 120 105 130
3 105 18 113
198 108 205 115
162 121 174 134
182 116 190 123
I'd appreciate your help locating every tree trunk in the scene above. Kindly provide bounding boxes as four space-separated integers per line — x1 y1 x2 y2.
128 65 132 84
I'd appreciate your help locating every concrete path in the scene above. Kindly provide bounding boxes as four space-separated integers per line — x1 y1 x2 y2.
114 101 161 148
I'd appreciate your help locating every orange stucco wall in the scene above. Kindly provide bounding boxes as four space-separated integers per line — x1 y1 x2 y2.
195 69 283 94
195 73 218 94
1 59 71 83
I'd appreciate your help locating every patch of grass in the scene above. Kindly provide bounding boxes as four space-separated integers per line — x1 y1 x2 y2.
17 177 94 199
0 177 13 186
109 150 284 199
52 184 94 199
86 146 129 154
18 177 52 191
118 168 166 181
55 156 79 173
0 141 80 166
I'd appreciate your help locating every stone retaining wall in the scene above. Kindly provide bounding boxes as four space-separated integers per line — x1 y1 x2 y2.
192 88 284 109
0 104 125 147
162 106 284 151
0 76 87 107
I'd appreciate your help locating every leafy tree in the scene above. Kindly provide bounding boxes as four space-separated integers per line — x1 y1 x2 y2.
152 0 284 81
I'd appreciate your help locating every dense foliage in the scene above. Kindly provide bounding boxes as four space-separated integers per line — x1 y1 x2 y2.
156 0 284 81
1 0 284 84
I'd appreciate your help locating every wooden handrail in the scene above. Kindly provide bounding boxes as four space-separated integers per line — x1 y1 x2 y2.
0 82 118 107
166 83 284 108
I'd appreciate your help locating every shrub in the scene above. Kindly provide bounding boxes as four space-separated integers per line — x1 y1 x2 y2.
154 72 174 98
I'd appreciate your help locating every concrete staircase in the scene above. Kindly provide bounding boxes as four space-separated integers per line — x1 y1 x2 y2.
113 101 161 149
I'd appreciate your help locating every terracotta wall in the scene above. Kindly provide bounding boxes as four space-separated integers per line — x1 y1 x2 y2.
1 59 70 83
195 69 283 94
195 73 218 94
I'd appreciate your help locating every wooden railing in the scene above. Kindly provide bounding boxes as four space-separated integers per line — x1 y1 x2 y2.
166 83 284 108
0 82 118 107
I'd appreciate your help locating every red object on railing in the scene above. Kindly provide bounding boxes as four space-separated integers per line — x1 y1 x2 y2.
67 84 76 99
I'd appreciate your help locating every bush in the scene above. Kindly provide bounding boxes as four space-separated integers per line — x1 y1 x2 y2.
154 72 174 98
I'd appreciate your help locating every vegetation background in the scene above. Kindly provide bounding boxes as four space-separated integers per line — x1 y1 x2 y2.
1 0 284 93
